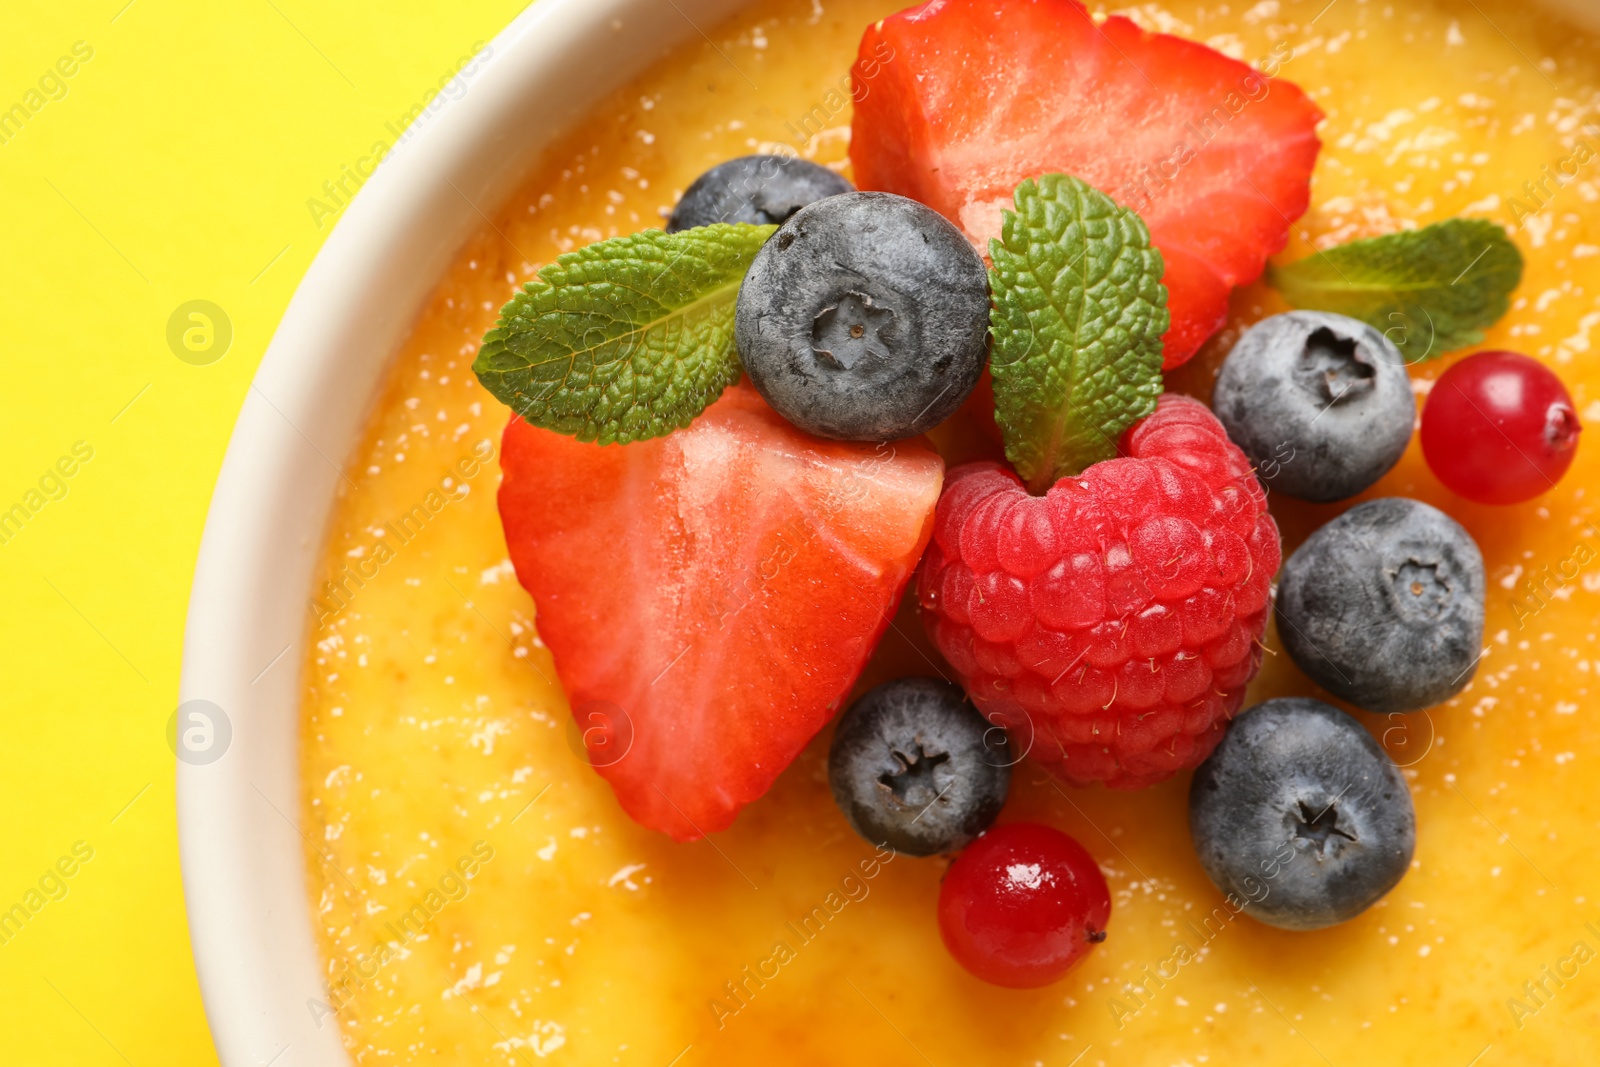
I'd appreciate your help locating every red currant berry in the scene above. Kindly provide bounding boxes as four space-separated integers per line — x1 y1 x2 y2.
937 823 1110 988
1421 351 1580 505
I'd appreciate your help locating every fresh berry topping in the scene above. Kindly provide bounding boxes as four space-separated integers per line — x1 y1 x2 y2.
1213 311 1415 503
1276 497 1485 713
735 191 990 441
667 154 853 232
849 0 1323 368
938 823 1111 987
498 384 944 840
828 677 1011 856
1420 350 1581 505
1188 698 1416 930
918 394 1280 790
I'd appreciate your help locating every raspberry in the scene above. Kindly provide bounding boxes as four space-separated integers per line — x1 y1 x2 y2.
918 395 1280 790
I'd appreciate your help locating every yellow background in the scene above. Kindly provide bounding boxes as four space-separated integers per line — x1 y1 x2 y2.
0 2 526 1061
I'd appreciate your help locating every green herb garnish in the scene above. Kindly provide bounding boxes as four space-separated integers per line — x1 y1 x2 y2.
1266 219 1523 361
988 174 1168 493
473 223 775 444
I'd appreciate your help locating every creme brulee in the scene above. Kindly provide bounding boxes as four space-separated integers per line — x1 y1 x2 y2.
301 1 1600 1063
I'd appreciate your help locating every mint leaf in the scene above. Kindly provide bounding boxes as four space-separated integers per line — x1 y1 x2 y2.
988 174 1168 493
473 223 775 444
1266 219 1523 361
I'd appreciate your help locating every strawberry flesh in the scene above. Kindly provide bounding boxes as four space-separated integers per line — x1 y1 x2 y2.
850 0 1324 367
499 384 944 841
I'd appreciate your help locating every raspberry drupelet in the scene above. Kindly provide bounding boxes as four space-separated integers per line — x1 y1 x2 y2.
918 395 1281 790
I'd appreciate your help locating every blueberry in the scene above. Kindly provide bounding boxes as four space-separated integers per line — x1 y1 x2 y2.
735 191 990 441
1276 497 1485 713
666 155 854 232
828 677 1010 856
1213 311 1416 502
1189 698 1416 931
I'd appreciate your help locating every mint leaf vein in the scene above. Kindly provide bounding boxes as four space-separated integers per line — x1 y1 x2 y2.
473 223 776 444
988 174 1168 493
1266 218 1523 361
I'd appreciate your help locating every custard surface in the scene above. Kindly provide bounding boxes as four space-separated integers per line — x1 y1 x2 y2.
302 2 1600 1062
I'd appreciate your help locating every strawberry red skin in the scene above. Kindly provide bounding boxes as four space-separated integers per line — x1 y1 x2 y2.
499 385 944 841
918 395 1280 790
851 0 1323 367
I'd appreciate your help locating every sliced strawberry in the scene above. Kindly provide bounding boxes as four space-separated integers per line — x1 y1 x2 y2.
850 0 1323 367
499 384 943 841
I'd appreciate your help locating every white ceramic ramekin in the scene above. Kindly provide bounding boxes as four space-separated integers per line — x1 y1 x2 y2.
177 2 1599 1064
177 3 746 1064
